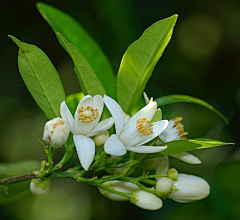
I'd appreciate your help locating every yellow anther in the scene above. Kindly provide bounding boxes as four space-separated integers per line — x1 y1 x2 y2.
174 116 188 139
136 117 154 136
78 106 99 123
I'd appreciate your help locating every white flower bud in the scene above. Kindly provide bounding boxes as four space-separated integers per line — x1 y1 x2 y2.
42 117 70 149
94 131 109 147
99 180 139 201
171 152 201 164
156 177 173 196
168 173 210 203
30 178 51 198
130 190 163 210
155 156 170 180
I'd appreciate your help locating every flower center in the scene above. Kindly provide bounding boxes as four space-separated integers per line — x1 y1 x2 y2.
136 117 154 136
174 116 188 138
78 106 99 123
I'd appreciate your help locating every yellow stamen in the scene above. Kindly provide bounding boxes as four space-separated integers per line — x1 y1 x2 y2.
78 106 99 123
174 116 188 139
136 117 154 136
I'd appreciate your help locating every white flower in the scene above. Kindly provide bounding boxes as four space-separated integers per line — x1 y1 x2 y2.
168 173 210 203
130 190 163 210
160 117 201 164
61 95 114 170
30 178 51 198
103 95 169 156
99 179 139 201
42 105 71 149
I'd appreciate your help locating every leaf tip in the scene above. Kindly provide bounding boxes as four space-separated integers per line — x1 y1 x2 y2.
8 35 21 47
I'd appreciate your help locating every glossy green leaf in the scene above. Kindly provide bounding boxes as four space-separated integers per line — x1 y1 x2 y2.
117 15 178 113
155 94 229 124
145 138 233 159
9 35 66 119
57 33 106 96
37 3 116 98
151 109 162 122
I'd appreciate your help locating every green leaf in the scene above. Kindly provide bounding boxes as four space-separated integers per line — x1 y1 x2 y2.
117 15 178 113
145 138 233 159
151 108 162 122
155 94 229 124
0 160 40 178
9 35 66 119
57 33 106 96
37 3 116 98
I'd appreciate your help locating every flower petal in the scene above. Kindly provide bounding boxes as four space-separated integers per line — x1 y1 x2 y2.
123 120 169 147
73 135 95 170
88 117 114 137
103 95 125 136
104 134 127 156
124 102 157 130
60 101 74 133
171 152 202 164
126 145 167 153
92 95 104 126
73 95 96 135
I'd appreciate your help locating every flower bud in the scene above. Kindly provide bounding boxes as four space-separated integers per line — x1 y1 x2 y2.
94 131 109 147
168 168 178 180
156 177 173 196
99 180 139 201
130 190 163 210
155 156 170 180
171 152 201 164
30 178 51 198
42 117 70 149
168 173 210 203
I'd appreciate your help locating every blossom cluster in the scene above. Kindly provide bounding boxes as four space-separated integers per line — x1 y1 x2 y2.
40 94 210 210
42 94 169 170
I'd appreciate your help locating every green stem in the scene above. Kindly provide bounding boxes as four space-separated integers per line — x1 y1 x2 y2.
0 173 36 185
99 184 131 198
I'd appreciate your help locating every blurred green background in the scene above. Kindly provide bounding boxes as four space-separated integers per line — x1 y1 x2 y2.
1 0 240 219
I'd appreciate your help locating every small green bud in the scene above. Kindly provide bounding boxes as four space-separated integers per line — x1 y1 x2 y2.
168 168 178 180
156 177 173 196
30 178 51 198
94 131 109 147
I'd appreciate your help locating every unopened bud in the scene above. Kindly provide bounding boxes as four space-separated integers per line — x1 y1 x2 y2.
155 156 170 180
168 168 178 180
94 131 109 147
168 173 210 203
42 118 70 149
156 177 173 196
130 190 163 210
30 178 51 198
99 179 139 201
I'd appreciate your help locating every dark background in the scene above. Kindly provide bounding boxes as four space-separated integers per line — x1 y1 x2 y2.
1 0 240 219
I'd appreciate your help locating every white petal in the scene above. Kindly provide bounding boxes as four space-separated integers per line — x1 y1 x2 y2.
143 92 150 104
88 117 114 137
73 96 96 135
124 120 169 147
103 95 125 136
73 135 95 170
60 101 74 132
126 145 167 153
92 95 104 126
171 152 202 164
104 134 127 156
124 102 157 130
